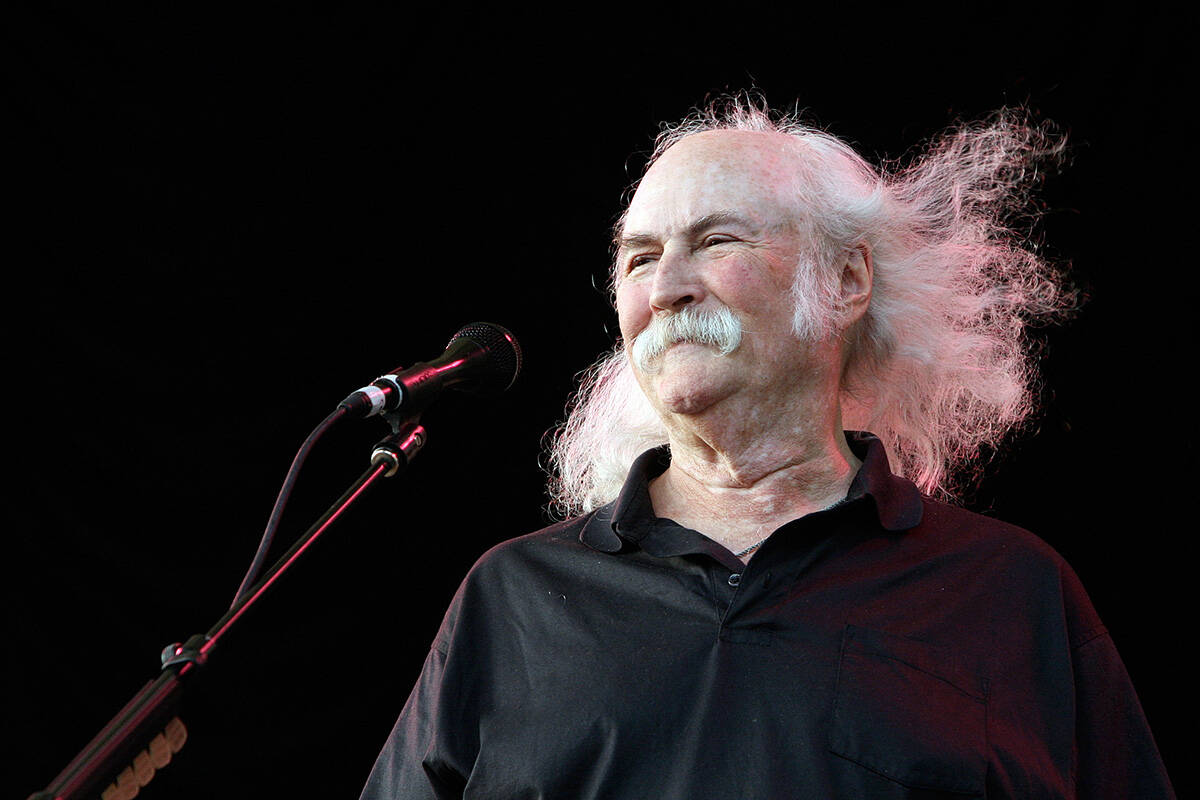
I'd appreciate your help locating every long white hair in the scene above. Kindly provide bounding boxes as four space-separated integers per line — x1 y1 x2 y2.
546 97 1076 518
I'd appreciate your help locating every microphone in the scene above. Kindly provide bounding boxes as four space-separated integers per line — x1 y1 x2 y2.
338 322 522 419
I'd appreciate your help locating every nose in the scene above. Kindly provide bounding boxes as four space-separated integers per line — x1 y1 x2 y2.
648 250 706 314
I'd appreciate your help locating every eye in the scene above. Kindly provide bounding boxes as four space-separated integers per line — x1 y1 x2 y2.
625 253 658 274
702 234 737 247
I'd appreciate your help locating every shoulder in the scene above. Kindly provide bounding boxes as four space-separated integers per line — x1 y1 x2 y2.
430 512 605 643
467 513 600 580
913 496 1065 566
910 496 1106 646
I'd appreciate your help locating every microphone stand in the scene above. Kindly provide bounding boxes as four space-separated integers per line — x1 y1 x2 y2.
29 420 428 800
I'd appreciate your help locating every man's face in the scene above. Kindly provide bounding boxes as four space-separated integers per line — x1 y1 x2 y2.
615 130 826 420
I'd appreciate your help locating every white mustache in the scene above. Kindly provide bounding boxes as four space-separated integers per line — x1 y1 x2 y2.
631 306 743 374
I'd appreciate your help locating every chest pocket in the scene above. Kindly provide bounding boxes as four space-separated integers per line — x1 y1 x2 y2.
829 625 987 796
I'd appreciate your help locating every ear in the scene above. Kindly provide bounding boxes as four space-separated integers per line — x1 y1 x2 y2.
839 244 873 324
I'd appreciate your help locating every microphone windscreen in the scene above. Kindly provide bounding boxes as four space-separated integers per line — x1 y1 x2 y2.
446 322 522 394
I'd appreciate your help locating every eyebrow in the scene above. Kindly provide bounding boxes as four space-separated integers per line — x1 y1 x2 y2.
614 212 760 252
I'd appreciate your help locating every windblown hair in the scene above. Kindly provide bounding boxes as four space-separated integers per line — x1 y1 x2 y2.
546 97 1076 518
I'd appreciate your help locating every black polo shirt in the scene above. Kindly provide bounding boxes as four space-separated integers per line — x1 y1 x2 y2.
361 433 1173 799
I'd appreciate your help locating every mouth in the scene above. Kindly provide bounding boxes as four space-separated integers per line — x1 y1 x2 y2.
629 307 744 374
634 338 713 375
662 338 707 352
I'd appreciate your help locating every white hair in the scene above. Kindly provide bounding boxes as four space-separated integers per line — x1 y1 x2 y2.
546 96 1076 518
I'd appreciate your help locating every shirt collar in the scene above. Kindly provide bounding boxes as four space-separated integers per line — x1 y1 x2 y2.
579 431 923 554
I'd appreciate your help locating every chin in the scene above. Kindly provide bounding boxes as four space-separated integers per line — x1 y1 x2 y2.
653 378 728 417
639 353 737 416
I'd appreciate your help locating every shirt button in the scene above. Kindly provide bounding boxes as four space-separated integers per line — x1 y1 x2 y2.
728 573 741 587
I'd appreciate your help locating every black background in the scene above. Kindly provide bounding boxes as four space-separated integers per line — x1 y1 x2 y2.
5 6 1191 798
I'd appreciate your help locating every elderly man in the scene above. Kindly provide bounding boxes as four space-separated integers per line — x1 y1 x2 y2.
361 101 1174 799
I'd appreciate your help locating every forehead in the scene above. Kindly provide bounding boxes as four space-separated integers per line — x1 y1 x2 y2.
622 130 803 238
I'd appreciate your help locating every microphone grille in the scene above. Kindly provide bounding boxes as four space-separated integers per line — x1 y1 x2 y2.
447 322 523 393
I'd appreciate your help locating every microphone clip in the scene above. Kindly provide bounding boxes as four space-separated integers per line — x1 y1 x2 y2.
370 419 428 478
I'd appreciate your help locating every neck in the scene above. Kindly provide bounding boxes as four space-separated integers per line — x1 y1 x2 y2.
649 393 860 562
